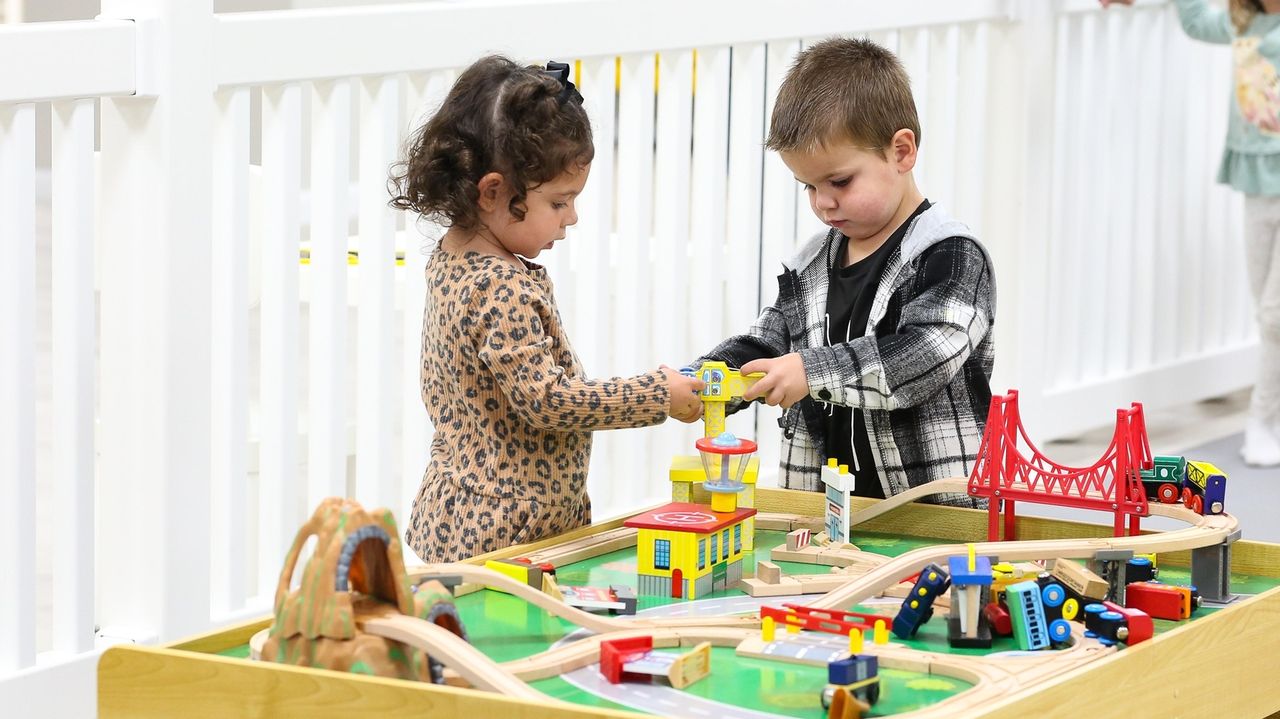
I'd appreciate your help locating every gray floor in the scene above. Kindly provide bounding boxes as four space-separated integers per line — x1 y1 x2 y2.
1176 431 1280 543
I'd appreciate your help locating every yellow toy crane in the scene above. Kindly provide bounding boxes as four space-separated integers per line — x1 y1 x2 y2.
681 361 764 438
671 361 766 548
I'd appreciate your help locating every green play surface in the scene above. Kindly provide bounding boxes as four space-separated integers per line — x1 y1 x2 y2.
216 528 1280 717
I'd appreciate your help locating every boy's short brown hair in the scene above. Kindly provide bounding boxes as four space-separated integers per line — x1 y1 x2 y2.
766 37 920 157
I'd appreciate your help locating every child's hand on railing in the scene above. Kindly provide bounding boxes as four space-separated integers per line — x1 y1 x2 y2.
661 365 705 423
1098 0 1136 8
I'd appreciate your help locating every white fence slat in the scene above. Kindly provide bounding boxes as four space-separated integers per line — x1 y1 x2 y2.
1183 37 1211 358
954 23 989 235
1129 7 1164 371
307 78 352 507
0 102 37 672
50 98 96 653
1081 10 1111 383
574 56 620 515
1104 11 1135 378
690 46 731 345
928 26 960 221
258 82 304 596
1154 9 1190 367
399 70 452 535
653 50 695 365
901 28 931 191
754 39 802 486
652 49 699 490
724 43 768 446
725 43 766 337
210 86 251 615
356 75 401 512
612 53 658 512
572 56 615 387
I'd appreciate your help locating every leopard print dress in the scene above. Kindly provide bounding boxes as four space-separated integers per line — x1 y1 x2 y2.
405 249 670 563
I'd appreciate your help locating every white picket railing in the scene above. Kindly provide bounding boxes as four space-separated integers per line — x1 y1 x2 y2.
0 0 1250 715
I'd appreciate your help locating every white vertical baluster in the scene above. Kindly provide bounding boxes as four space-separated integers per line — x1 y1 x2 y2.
308 78 352 506
1083 10 1114 383
791 39 826 247
614 53 657 511
690 46 730 349
1062 14 1092 388
755 40 802 484
653 50 695 366
901 28 931 192
0 102 36 671
653 49 697 476
50 98 96 652
210 87 251 616
954 23 989 235
576 56 621 515
930 25 960 221
1154 8 1190 366
258 83 303 597
357 75 401 512
1106 11 1136 377
1129 7 1164 370
724 43 767 447
1182 38 1210 358
572 58 613 381
399 71 451 535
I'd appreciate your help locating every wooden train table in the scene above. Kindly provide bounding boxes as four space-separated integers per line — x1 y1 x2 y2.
98 486 1280 718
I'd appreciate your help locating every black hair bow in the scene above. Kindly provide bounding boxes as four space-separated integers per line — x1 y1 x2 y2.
544 61 583 105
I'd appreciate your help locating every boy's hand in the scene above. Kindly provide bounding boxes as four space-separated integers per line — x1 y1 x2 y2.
740 353 809 408
661 365 705 423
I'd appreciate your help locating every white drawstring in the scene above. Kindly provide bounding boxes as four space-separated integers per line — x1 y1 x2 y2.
824 309 860 473
845 318 860 473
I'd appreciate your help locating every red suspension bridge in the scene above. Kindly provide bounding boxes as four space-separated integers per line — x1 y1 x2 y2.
967 390 1153 541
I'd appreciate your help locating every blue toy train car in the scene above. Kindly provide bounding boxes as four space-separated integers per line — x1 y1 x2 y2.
892 563 950 639
820 654 880 709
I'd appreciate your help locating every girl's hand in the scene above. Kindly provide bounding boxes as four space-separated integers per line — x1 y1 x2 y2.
740 353 810 409
661 365 705 423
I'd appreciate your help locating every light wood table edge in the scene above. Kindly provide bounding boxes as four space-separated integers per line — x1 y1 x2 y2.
974 583 1280 719
97 643 637 719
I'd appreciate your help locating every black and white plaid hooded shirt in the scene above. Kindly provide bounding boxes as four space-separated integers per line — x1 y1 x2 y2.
697 203 995 507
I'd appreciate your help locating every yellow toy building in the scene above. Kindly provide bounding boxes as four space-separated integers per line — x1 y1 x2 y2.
625 502 757 599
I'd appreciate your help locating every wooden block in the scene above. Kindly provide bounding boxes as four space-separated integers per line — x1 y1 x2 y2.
1052 557 1109 600
668 641 711 689
757 561 781 584
814 531 830 546
738 577 806 597
786 528 811 552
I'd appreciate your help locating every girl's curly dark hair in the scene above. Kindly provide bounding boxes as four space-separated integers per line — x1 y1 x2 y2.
389 55 594 231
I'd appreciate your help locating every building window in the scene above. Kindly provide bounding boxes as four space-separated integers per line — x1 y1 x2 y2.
698 538 707 569
654 539 671 570
710 534 718 564
722 529 730 560
734 524 742 554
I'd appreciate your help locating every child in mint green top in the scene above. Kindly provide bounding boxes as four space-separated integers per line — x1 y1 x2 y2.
1105 0 1280 465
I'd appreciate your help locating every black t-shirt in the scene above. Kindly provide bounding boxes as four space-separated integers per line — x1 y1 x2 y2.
822 200 931 499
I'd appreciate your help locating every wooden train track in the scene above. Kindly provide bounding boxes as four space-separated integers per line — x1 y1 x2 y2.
266 478 1238 718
